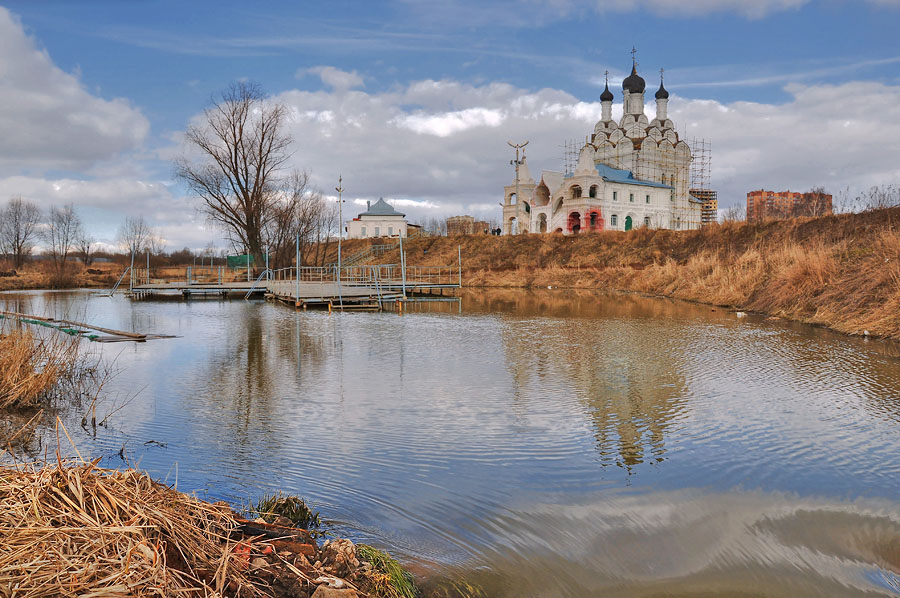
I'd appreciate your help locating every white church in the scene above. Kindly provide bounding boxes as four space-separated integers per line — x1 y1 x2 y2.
502 58 703 234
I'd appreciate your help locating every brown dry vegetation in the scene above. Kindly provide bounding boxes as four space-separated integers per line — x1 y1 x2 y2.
334 207 900 340
0 260 120 291
0 329 79 410
0 460 262 597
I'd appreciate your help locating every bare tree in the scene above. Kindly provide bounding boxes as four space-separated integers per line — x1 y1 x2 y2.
117 216 153 260
147 234 166 257
176 82 292 266
42 204 82 277
720 204 746 223
76 226 95 267
794 186 833 218
0 196 42 268
859 184 900 211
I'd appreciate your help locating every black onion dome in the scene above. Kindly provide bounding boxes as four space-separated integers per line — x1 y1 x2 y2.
600 82 614 102
622 65 646 94
655 81 669 99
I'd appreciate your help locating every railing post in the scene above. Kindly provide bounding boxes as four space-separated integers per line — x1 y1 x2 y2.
401 251 407 299
458 245 462 288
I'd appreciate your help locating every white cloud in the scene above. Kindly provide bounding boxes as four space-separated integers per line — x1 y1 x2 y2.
671 81 900 204
400 0 897 22
394 108 505 137
256 72 900 221
0 7 148 174
586 0 810 18
301 66 365 91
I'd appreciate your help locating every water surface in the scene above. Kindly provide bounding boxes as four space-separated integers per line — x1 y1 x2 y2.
3 288 900 596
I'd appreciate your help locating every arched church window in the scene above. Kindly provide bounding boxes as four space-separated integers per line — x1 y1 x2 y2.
571 186 582 199
589 185 598 198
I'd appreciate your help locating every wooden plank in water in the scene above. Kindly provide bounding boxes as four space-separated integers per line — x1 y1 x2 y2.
0 310 147 339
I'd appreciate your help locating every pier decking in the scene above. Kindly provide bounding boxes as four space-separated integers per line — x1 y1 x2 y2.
126 262 460 309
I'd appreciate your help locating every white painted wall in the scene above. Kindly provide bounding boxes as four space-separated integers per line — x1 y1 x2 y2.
346 216 408 239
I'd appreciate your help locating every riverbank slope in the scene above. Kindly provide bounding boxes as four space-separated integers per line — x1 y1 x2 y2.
351 207 900 340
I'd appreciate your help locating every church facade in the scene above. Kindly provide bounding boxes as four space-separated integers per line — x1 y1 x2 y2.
502 61 703 235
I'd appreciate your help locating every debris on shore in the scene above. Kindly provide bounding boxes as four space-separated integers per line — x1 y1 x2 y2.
0 460 419 598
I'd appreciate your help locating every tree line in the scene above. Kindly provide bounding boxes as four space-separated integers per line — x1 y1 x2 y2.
0 198 94 280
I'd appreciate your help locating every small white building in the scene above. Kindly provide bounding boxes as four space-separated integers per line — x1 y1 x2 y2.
346 197 409 239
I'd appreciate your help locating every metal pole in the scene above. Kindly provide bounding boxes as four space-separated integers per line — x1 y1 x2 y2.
295 233 300 303
129 251 134 292
265 251 269 280
336 176 344 310
399 232 406 299
458 245 462 288
247 252 250 282
146 250 149 284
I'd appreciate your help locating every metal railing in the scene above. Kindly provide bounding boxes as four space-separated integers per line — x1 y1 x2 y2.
106 266 132 296
271 264 459 287
327 241 399 267
244 269 273 300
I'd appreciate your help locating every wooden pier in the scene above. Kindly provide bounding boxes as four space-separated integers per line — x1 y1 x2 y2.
125 263 461 310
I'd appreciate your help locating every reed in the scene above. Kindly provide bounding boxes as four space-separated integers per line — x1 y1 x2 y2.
0 329 72 410
356 544 418 598
0 459 263 597
252 491 321 529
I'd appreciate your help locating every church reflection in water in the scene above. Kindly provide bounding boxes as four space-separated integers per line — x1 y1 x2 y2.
491 289 690 471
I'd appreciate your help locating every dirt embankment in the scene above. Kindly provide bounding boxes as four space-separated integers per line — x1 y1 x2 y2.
340 208 900 340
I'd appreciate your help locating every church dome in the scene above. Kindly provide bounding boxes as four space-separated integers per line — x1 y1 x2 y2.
655 81 669 99
600 82 614 102
622 65 646 94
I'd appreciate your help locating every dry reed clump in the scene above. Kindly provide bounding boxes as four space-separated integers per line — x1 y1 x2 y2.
0 329 72 410
752 242 839 317
0 459 262 598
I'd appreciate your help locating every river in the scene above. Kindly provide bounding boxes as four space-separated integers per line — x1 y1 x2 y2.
3 288 900 597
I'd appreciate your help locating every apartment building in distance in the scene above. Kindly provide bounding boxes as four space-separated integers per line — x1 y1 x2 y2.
746 189 832 222
691 189 718 227
447 215 490 235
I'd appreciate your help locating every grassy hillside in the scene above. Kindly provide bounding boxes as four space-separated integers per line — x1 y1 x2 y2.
337 208 900 339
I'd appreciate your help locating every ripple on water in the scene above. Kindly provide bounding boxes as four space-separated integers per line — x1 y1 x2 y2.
7 289 900 595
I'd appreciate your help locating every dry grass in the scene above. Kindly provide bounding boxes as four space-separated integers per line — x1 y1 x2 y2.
0 260 120 291
337 207 900 339
0 458 262 598
0 329 75 410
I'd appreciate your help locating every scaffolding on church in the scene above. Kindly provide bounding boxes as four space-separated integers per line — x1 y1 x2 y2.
688 138 717 227
689 138 711 192
551 134 708 231
560 139 580 176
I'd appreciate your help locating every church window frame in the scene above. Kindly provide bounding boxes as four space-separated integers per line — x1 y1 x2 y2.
613 191 618 201
644 216 651 227
589 185 598 198
361 226 367 236
611 214 618 227
571 185 582 199
646 194 651 204
629 193 634 203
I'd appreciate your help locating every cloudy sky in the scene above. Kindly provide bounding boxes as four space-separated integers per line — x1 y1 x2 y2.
2 0 899 250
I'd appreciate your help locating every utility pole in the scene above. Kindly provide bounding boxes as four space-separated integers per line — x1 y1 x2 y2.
335 175 344 310
508 140 528 235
